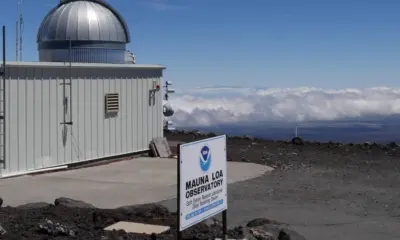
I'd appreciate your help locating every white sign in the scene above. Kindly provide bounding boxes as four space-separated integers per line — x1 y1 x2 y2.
179 135 228 231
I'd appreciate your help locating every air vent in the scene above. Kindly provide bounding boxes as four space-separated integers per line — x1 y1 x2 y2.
105 93 119 113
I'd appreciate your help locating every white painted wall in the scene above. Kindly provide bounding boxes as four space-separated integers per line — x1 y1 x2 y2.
1 62 164 177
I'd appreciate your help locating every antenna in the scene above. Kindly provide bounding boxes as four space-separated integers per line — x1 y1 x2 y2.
16 1 19 61
16 21 18 62
19 0 23 61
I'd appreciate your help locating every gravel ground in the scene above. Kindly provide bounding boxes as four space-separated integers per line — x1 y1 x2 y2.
0 201 246 240
164 130 400 240
0 130 399 239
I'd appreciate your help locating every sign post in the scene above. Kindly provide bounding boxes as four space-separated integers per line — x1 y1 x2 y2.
177 135 228 240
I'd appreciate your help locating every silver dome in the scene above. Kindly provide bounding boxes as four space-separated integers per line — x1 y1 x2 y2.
37 0 132 63
37 0 130 43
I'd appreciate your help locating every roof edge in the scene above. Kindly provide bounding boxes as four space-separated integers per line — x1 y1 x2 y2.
2 61 166 70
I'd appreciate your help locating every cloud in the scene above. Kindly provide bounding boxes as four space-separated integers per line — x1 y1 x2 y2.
167 86 400 127
143 0 189 11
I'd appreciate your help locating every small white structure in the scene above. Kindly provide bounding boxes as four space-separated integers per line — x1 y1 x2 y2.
0 61 165 177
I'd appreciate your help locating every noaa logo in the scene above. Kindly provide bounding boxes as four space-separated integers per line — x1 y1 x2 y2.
199 145 212 172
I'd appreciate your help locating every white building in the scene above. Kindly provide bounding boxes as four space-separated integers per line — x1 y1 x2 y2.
0 0 168 177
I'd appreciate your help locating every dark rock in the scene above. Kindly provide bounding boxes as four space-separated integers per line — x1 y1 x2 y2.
278 230 291 240
246 218 281 227
387 141 398 149
364 142 372 147
0 197 2 207
249 228 274 240
54 197 96 209
37 219 76 237
291 137 304 145
0 223 6 235
243 135 255 140
203 217 222 227
228 225 245 238
118 203 170 217
16 202 51 210
207 132 217 137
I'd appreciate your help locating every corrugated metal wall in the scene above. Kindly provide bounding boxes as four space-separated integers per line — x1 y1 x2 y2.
1 63 164 177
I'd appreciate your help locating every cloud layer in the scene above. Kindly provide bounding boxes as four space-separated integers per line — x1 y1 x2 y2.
167 87 400 127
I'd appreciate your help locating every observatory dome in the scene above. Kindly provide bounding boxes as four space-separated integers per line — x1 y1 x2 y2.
37 0 131 64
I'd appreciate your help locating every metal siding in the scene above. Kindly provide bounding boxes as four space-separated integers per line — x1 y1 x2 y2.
49 76 58 165
115 77 121 155
8 71 17 173
2 64 163 177
132 76 138 151
109 77 116 155
147 78 152 147
26 69 35 170
19 69 27 171
90 76 98 160
157 77 163 138
43 77 51 167
103 78 111 156
138 78 144 150
98 76 104 158
159 77 164 138
126 77 132 154
142 78 147 150
120 78 127 153
33 70 42 169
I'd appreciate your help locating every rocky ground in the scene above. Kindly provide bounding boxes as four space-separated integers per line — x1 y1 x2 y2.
166 130 400 173
0 197 295 240
1 130 400 239
165 130 400 240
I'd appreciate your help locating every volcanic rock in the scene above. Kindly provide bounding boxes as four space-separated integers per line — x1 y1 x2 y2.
0 223 6 236
37 219 76 237
291 137 304 145
16 202 52 210
246 218 282 227
250 228 274 240
117 203 170 217
54 197 96 209
278 230 291 240
244 217 305 240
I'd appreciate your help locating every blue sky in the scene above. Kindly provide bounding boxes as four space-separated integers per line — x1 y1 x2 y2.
0 0 400 89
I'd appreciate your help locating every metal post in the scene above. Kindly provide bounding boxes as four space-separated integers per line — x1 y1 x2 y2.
68 38 73 124
60 38 73 126
16 21 18 61
19 0 23 62
2 25 6 169
177 144 183 240
222 210 227 240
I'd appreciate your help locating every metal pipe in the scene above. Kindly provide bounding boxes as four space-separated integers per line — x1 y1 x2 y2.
16 21 18 61
62 61 66 127
2 25 6 169
68 38 73 125
19 0 23 61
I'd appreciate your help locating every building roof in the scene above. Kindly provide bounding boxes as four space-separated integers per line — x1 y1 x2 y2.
3 61 165 70
37 0 131 43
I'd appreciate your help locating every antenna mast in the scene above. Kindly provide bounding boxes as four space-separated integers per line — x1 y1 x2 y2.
16 1 19 61
19 0 23 62
16 21 18 62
